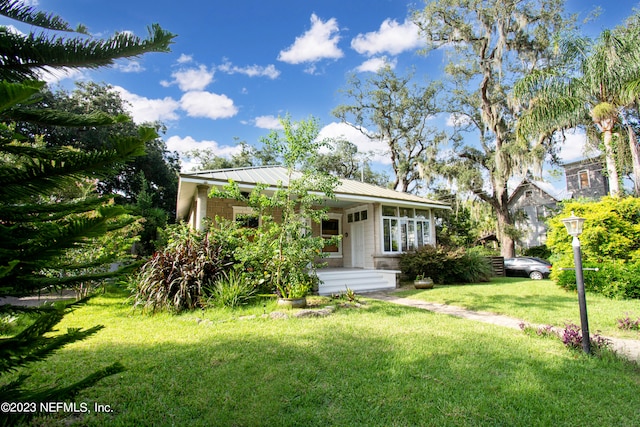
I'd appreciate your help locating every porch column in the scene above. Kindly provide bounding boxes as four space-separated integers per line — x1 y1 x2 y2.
195 185 210 231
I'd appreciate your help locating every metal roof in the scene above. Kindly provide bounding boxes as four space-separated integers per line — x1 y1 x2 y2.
177 166 449 219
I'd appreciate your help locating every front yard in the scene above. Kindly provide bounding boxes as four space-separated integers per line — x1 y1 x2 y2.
12 279 640 426
397 277 640 339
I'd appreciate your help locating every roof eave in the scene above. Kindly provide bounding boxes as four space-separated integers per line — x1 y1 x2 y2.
177 174 450 218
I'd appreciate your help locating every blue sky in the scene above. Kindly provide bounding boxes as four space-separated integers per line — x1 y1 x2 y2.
4 0 640 192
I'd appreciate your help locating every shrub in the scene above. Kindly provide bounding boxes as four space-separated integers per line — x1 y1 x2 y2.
204 270 256 308
553 258 640 300
519 322 612 356
561 323 611 355
522 245 551 259
399 245 492 284
546 197 640 264
616 314 640 331
546 198 640 300
131 225 235 313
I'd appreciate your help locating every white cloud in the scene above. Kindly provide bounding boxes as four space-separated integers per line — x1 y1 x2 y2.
180 91 238 119
351 18 422 56
113 86 180 123
177 54 193 64
355 56 396 73
38 66 86 85
278 14 343 65
445 113 472 127
318 122 390 164
219 61 280 79
254 115 284 130
4 25 24 35
556 129 595 163
162 65 214 91
114 60 144 73
166 135 242 172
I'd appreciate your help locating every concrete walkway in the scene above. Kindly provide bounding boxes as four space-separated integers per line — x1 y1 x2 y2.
364 290 640 364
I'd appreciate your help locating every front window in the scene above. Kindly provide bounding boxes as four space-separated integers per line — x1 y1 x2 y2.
321 214 342 256
382 206 431 253
233 206 259 228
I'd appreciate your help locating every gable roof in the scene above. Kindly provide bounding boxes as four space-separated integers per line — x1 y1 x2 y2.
507 177 569 205
177 166 449 220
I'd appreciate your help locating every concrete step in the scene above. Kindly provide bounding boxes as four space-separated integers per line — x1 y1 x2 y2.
316 269 398 295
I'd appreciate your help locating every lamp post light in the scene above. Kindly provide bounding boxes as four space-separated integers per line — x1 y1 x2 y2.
561 211 590 354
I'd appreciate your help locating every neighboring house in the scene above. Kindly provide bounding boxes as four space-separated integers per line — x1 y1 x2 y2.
508 178 561 249
563 158 610 199
508 157 609 250
176 166 450 294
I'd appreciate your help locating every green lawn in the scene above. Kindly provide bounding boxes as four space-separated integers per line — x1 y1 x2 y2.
10 283 640 426
396 277 640 339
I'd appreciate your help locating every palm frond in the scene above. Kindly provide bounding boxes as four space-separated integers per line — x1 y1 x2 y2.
0 24 175 82
0 137 147 201
0 80 44 111
0 196 110 223
4 108 128 127
0 0 75 31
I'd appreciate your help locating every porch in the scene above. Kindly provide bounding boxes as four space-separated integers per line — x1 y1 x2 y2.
316 268 400 296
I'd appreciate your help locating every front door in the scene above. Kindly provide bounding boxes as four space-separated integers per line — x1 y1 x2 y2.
351 221 365 268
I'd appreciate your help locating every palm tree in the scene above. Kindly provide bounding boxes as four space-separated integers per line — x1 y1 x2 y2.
515 25 640 197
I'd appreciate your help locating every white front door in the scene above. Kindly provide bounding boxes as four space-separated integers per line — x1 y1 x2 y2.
351 221 365 268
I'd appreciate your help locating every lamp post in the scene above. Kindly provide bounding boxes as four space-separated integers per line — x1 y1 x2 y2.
561 211 590 354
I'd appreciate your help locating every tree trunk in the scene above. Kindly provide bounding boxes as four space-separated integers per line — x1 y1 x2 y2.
496 205 515 258
627 124 640 196
602 128 621 196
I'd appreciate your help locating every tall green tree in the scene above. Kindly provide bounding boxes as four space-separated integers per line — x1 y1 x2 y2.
333 65 446 193
15 82 180 215
301 138 390 187
413 0 574 257
212 115 339 299
514 22 640 197
186 139 277 171
0 0 174 420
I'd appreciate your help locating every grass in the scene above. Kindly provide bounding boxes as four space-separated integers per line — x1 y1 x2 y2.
7 284 639 426
396 277 640 339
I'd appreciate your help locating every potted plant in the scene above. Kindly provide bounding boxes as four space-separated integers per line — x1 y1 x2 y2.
275 275 313 308
414 274 434 289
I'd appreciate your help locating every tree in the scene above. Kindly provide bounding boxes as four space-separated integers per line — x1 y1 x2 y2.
187 135 390 187
0 0 174 419
186 140 258 171
514 23 640 197
615 14 640 196
333 65 446 193
301 138 390 187
211 115 339 299
413 0 574 257
16 82 180 215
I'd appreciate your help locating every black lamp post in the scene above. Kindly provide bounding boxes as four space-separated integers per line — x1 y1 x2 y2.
561 211 590 354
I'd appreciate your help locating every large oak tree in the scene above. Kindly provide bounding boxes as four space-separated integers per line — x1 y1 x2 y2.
413 0 575 257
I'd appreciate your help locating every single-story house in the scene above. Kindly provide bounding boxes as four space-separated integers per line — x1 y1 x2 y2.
176 166 450 294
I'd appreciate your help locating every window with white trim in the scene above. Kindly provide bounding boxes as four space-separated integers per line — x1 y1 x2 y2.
382 206 431 253
578 170 590 189
233 206 259 228
321 213 342 256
